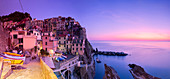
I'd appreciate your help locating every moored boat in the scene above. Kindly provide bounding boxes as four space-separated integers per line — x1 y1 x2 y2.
96 58 101 63
0 53 25 64
4 52 22 56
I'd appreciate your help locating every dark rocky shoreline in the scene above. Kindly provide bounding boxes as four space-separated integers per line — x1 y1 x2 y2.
95 51 128 56
102 64 160 79
129 64 160 79
103 64 120 79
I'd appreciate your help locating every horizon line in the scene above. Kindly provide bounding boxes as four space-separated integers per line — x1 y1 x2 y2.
89 39 170 42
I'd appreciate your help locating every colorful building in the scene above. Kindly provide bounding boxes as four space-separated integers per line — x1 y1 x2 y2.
57 34 67 53
10 29 41 50
42 32 58 53
71 37 85 55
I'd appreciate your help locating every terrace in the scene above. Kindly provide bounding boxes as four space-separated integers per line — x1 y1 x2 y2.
0 57 58 79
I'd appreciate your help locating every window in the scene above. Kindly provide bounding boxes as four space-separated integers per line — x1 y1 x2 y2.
45 42 47 45
46 48 47 51
45 37 47 39
34 33 36 35
19 45 23 49
73 48 74 50
64 37 66 39
80 48 82 51
73 44 74 46
80 44 82 46
76 44 78 46
13 34 17 39
19 38 23 43
52 34 55 37
38 42 40 44
76 48 78 51
64 41 66 44
59 45 61 47
59 41 61 44
27 33 31 35
64 45 66 47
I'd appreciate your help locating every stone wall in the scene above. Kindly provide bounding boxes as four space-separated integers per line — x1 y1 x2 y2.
40 58 58 79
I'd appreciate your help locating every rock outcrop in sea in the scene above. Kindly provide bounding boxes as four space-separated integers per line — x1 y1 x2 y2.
103 64 120 79
128 64 160 79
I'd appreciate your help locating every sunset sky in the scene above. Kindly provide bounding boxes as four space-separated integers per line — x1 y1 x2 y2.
0 0 170 41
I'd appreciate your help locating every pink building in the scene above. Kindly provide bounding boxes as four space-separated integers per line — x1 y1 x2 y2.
42 32 57 52
10 29 41 50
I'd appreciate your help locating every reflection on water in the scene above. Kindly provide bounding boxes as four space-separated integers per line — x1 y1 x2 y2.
90 41 170 79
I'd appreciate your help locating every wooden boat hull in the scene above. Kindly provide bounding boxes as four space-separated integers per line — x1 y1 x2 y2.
4 52 21 56
0 54 25 64
4 59 24 64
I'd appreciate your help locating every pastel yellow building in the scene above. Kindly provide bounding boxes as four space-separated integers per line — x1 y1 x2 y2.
58 35 67 52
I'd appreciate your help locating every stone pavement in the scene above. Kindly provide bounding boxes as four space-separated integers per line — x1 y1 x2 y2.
2 61 45 79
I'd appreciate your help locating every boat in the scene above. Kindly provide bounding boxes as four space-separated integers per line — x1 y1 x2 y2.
4 52 22 56
57 57 65 61
96 58 101 63
0 53 25 64
4 59 24 64
61 55 67 59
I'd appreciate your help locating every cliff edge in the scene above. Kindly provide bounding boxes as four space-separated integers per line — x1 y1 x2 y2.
103 64 120 79
73 39 95 79
129 64 160 79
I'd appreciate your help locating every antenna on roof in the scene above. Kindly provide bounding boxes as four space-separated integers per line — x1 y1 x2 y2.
19 0 24 12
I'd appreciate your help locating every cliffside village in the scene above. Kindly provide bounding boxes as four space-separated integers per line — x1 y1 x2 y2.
0 15 87 56
0 12 96 79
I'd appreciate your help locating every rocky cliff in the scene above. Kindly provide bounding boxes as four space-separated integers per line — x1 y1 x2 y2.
0 11 32 22
73 39 95 79
0 23 9 53
103 64 120 79
129 64 160 79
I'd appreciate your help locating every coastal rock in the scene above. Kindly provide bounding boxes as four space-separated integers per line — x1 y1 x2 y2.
103 64 120 79
128 64 160 79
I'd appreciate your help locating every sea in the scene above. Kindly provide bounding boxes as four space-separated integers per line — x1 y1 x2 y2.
89 40 170 79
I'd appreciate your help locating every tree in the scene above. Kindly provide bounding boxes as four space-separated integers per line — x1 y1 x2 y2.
40 49 45 55
40 49 49 56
